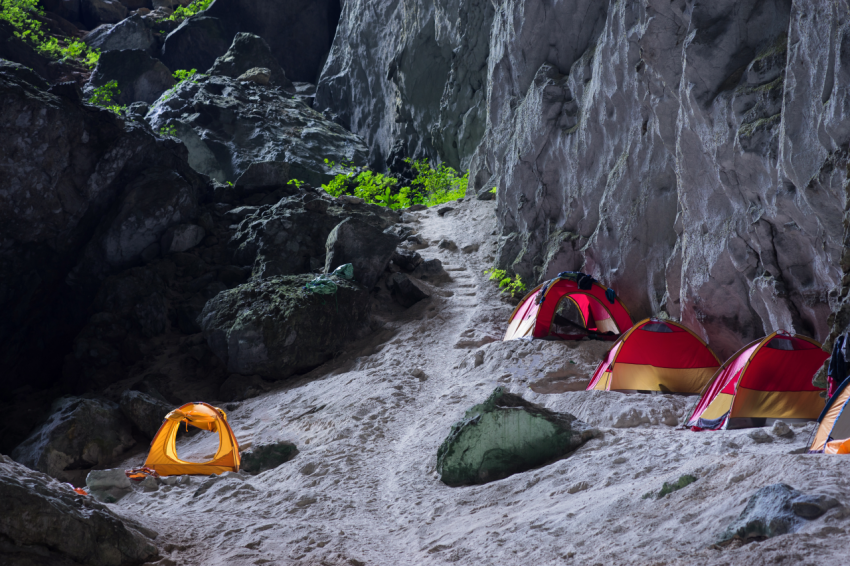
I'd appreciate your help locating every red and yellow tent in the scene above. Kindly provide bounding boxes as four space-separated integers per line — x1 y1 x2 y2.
687 331 828 430
144 402 240 476
586 318 720 393
808 375 850 454
504 273 632 341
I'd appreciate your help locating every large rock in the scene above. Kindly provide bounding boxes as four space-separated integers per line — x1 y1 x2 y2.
199 274 371 380
119 390 172 438
10 397 135 483
718 483 840 545
316 0 492 170
316 0 850 359
160 16 231 74
436 388 599 486
203 0 341 83
207 32 292 89
146 74 369 185
240 441 299 475
81 0 127 28
0 58 206 394
0 455 158 566
325 218 401 290
85 467 133 503
84 14 158 54
388 272 430 308
87 49 175 105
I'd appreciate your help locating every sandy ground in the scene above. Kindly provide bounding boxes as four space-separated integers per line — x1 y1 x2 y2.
113 197 850 565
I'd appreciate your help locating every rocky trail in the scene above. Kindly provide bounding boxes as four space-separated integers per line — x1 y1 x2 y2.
92 199 848 566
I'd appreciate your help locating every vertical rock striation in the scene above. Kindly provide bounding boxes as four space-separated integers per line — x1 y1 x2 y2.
319 0 850 355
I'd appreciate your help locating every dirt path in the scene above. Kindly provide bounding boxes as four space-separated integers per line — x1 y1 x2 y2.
115 197 850 566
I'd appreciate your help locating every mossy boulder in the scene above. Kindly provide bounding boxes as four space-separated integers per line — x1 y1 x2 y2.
436 388 599 486
199 274 371 380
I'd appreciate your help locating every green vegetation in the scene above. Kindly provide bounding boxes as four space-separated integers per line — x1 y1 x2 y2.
642 474 697 500
158 0 213 22
1 0 100 67
315 158 468 210
159 68 201 101
484 268 527 298
88 80 125 114
158 124 177 137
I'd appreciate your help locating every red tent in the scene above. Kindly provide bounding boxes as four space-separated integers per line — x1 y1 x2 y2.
687 331 828 430
504 273 632 341
586 318 720 393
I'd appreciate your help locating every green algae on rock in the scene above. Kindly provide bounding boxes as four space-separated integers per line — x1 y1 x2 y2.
199 274 371 380
436 388 599 486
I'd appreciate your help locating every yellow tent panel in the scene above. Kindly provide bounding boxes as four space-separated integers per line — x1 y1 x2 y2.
144 402 240 476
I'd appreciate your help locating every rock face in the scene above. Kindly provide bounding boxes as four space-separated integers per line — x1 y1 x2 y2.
11 397 135 483
199 274 371 380
0 58 207 396
207 33 293 89
436 388 599 486
146 74 368 185
161 16 232 74
316 0 850 357
718 483 840 544
83 14 158 54
324 218 401 289
0 455 158 566
86 468 133 503
87 49 175 105
119 390 172 438
241 441 299 475
81 0 127 28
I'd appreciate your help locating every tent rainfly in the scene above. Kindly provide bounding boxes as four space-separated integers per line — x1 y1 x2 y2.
144 402 240 476
686 331 828 430
808 375 850 454
504 272 632 342
586 318 721 394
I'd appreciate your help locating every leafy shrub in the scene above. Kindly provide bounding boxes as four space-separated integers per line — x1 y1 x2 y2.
159 68 201 102
315 158 468 210
159 0 213 22
158 124 177 137
88 80 125 113
1 0 100 67
484 268 526 298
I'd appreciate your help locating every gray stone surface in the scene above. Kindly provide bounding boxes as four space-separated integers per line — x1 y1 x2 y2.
81 0 127 28
241 441 299 474
388 272 430 308
199 274 371 380
161 16 231 74
325 217 401 290
87 49 175 105
11 397 135 482
86 467 133 502
207 32 292 89
119 390 172 438
146 74 369 185
316 0 850 358
84 14 157 54
0 455 158 566
161 224 206 254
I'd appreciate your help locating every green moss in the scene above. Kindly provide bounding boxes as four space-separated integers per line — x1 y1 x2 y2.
738 113 781 139
642 474 697 499
753 34 788 63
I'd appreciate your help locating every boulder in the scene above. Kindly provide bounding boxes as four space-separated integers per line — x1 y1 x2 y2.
146 74 368 185
81 0 128 28
412 258 449 283
160 223 206 254
388 272 430 308
160 16 232 75
241 441 299 474
199 274 371 380
85 468 133 502
436 388 599 486
236 67 270 85
718 483 841 545
325 218 401 290
87 49 175 105
203 0 341 82
233 161 291 192
391 248 423 272
11 397 135 483
83 14 157 54
0 455 158 566
119 390 172 438
207 32 292 89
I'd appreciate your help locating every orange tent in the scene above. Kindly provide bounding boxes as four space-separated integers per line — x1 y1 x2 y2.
504 272 632 341
586 318 720 394
687 331 828 430
808 375 850 454
144 402 240 476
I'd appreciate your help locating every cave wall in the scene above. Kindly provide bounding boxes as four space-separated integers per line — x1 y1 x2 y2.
319 0 850 356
